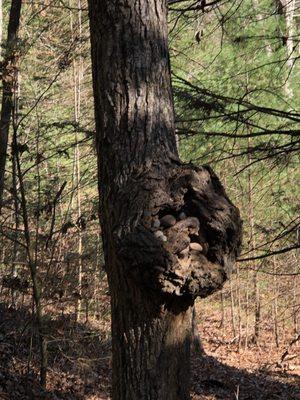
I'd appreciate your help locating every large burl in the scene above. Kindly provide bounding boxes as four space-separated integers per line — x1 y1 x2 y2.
118 163 242 303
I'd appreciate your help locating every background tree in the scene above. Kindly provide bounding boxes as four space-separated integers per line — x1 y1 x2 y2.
0 0 22 211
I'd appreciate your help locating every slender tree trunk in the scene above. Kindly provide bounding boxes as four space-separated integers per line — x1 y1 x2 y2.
88 1 242 399
13 121 48 387
0 0 2 59
272 256 279 347
236 262 242 351
74 131 83 322
10 34 22 308
285 0 296 69
247 138 261 345
283 0 296 97
244 130 251 349
0 0 22 212
219 289 225 330
292 238 299 337
70 0 84 322
244 266 250 349
252 0 273 55
230 277 237 339
10 45 47 385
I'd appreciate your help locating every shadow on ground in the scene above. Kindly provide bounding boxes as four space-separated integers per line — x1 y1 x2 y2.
0 303 299 399
0 303 111 399
191 352 300 400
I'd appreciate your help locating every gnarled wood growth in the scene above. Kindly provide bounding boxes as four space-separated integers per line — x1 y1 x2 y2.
88 0 242 399
120 164 241 301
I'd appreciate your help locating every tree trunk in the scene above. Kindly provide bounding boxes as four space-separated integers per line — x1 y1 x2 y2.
70 0 84 322
0 0 22 212
88 1 242 399
281 0 296 97
247 138 261 345
0 0 2 60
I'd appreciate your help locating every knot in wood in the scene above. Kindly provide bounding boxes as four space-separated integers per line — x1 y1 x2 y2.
118 164 242 302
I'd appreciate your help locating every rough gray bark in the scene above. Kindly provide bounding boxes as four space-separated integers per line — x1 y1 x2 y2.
0 0 22 212
88 1 242 399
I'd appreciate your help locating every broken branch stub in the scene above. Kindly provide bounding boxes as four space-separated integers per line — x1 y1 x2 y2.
118 164 242 302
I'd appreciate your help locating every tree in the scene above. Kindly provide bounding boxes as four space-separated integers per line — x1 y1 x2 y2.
88 1 242 399
0 0 22 212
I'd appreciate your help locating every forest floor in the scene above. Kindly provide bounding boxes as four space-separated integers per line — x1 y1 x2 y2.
0 300 299 400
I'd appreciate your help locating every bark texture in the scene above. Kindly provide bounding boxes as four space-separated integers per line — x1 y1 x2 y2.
88 1 242 399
